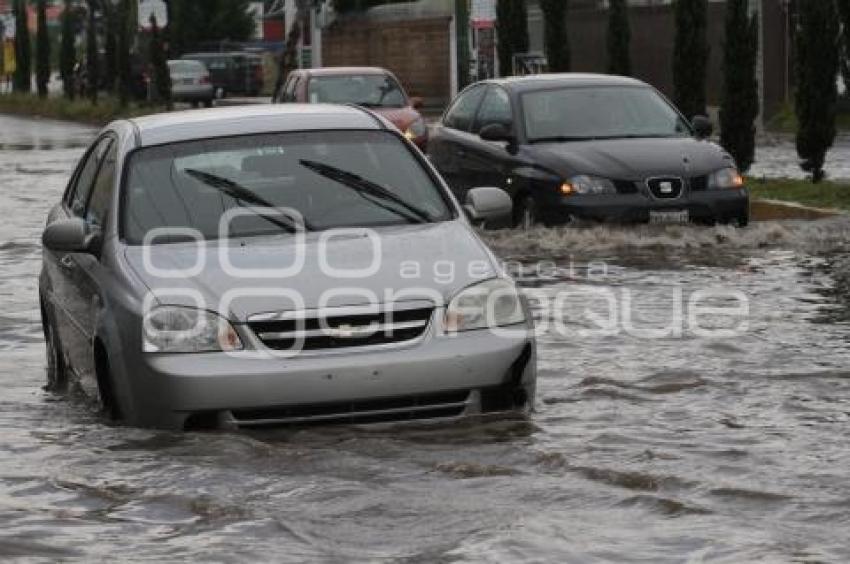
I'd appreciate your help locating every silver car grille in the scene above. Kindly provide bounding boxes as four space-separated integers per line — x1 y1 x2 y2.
247 305 434 352
229 389 471 427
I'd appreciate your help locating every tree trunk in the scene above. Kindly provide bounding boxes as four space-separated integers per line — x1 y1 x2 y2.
36 0 50 98
60 0 76 100
13 0 32 93
86 0 99 104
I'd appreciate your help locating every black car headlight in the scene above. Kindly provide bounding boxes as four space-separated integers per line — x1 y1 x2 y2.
143 306 243 353
707 167 744 190
563 175 617 195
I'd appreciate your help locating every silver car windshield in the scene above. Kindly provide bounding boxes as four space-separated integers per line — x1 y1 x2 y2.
523 86 692 142
121 130 452 244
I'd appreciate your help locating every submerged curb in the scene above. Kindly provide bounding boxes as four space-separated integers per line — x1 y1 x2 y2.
751 199 843 221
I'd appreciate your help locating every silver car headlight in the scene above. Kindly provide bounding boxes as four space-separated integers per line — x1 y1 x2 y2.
143 306 243 353
445 279 526 332
404 117 427 140
564 175 617 195
707 167 744 190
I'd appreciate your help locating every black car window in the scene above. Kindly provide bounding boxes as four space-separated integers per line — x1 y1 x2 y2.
472 86 513 134
443 85 486 132
68 136 113 218
86 141 118 228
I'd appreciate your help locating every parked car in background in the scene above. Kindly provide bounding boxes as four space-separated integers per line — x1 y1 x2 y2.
181 52 264 98
429 74 749 228
275 67 429 150
168 60 214 108
39 104 534 430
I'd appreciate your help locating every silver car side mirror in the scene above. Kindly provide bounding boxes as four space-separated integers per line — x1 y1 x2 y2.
42 217 101 255
464 187 513 222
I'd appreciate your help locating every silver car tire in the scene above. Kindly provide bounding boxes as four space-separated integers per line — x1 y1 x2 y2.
43 310 66 392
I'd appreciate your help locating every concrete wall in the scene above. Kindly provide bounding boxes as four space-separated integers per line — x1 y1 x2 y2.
322 16 453 108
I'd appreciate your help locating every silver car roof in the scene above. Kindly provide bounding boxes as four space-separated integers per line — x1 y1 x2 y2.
124 104 385 147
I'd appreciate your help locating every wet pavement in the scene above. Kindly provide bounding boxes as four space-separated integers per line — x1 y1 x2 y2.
1 114 850 562
749 133 850 181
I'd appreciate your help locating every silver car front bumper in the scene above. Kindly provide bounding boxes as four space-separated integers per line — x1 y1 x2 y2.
129 326 536 430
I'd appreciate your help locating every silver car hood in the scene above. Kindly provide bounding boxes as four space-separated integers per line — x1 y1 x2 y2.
123 221 500 321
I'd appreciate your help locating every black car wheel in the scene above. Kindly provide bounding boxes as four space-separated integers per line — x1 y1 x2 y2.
43 309 66 392
515 196 539 230
736 209 750 227
204 99 214 108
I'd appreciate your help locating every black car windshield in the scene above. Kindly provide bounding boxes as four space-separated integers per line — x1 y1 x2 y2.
523 86 692 142
122 130 452 244
307 74 407 108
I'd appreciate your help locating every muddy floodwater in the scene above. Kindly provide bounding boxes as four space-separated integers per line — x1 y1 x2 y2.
1 114 850 562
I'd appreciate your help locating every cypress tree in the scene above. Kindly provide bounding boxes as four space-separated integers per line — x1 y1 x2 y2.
103 1 117 94
35 0 49 98
13 0 32 93
839 0 850 93
117 0 131 107
496 0 529 76
795 0 840 182
607 0 631 76
672 0 709 120
540 0 569 72
719 0 759 173
149 15 172 109
85 0 98 104
60 0 76 99
455 0 471 88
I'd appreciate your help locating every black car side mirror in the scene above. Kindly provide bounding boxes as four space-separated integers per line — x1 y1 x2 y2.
692 115 713 139
480 123 516 144
43 218 101 255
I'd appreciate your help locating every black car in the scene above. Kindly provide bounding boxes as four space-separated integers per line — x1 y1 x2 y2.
429 74 749 228
181 52 264 98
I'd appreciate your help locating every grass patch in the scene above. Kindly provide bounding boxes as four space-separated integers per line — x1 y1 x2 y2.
749 177 850 211
0 93 167 126
765 101 850 133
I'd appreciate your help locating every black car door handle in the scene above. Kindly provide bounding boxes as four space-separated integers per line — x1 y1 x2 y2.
59 255 75 270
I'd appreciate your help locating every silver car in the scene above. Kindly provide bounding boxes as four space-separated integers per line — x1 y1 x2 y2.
168 60 215 108
39 104 537 430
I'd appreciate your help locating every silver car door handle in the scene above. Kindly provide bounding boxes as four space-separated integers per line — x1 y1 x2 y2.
59 255 75 270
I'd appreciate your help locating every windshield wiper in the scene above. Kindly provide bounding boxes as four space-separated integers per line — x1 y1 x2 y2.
528 135 599 144
183 168 310 233
298 159 433 224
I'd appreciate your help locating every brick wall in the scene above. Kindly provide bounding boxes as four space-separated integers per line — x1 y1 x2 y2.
322 16 452 108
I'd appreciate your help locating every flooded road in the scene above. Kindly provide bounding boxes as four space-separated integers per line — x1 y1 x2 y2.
2 114 850 562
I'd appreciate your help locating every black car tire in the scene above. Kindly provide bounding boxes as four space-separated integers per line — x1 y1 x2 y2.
42 307 66 392
204 99 214 108
515 196 539 230
191 101 200 109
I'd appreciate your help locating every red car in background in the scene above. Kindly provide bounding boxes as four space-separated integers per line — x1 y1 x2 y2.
275 67 429 150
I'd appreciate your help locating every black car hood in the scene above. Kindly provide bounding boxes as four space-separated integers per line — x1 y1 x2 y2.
526 137 735 180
